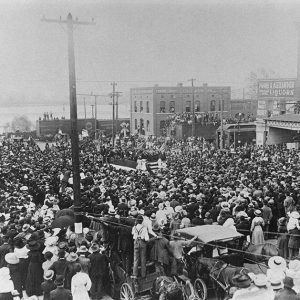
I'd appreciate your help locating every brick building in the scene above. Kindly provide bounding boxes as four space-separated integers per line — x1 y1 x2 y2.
130 83 231 136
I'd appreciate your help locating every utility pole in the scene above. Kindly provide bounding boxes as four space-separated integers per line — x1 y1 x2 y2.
83 98 86 120
111 82 117 146
91 104 94 118
220 94 224 149
115 92 122 135
188 79 196 137
42 13 95 234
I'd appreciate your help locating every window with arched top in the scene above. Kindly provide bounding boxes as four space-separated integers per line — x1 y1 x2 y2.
146 101 150 113
185 101 191 112
134 119 137 129
160 101 166 113
210 100 216 111
195 100 200 112
146 120 150 132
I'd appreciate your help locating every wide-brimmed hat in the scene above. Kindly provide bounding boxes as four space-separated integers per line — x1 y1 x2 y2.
79 245 88 253
289 260 300 273
254 209 262 217
268 256 287 271
5 253 19 265
152 223 161 232
44 270 54 280
22 224 30 232
221 202 229 209
253 274 268 287
67 252 78 262
270 277 283 290
27 240 40 251
290 211 300 219
90 243 100 253
232 274 251 289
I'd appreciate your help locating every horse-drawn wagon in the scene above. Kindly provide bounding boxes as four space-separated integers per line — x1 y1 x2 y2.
176 225 248 300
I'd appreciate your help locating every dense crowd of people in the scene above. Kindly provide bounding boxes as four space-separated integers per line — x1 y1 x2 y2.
1 135 300 299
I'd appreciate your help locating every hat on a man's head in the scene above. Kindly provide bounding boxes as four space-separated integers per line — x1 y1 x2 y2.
67 252 78 262
253 274 268 287
90 243 100 253
268 256 287 271
79 245 88 253
283 276 294 289
232 274 251 289
54 275 64 286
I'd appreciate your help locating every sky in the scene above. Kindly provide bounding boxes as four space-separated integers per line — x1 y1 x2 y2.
0 0 300 109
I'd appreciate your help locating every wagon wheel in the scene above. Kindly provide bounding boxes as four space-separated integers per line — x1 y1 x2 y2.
194 278 207 300
184 280 200 300
120 283 135 300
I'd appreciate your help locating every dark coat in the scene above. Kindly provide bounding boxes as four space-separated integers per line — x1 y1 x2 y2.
64 261 79 290
49 258 69 277
149 236 172 265
8 264 22 296
88 252 109 277
236 220 250 236
41 280 56 300
49 287 72 300
0 243 11 268
77 255 90 274
274 287 300 300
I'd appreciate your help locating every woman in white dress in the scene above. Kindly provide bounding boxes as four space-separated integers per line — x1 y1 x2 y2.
71 264 92 300
250 210 265 245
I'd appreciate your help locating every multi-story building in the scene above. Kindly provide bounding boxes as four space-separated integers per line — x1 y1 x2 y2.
255 78 296 145
130 83 231 136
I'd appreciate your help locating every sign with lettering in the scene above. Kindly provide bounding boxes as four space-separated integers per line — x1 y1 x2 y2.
258 79 295 97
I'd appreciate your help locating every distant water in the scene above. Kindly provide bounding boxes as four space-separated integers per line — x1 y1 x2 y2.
0 103 130 130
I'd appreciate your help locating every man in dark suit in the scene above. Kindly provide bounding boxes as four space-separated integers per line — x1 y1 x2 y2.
0 235 11 268
49 249 69 277
88 243 109 300
50 275 72 300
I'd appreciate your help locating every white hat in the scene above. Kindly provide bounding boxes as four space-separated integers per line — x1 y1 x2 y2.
254 273 268 287
290 211 300 219
221 202 229 209
269 276 283 290
289 260 300 273
268 256 287 271
45 236 59 247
